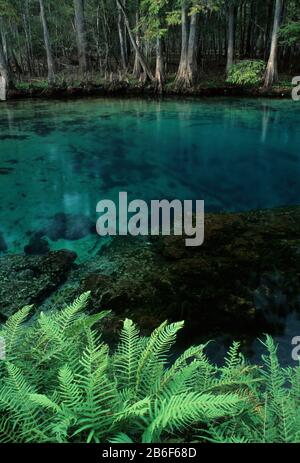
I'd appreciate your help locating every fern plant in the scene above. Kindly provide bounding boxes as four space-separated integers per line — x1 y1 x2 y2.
226 60 266 86
202 336 300 443
0 293 299 444
110 319 247 443
0 294 245 443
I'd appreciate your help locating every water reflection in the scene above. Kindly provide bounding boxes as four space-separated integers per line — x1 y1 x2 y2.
0 97 299 254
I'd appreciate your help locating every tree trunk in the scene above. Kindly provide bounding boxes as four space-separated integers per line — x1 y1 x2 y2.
176 2 199 88
73 0 88 78
0 20 11 92
264 0 283 89
133 9 142 78
39 0 55 85
0 40 8 83
116 0 154 82
240 1 247 58
0 22 7 63
176 0 189 84
226 3 235 74
23 0 34 76
186 13 200 86
116 0 127 71
155 36 165 93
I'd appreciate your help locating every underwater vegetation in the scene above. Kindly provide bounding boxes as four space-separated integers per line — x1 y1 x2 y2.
0 293 300 444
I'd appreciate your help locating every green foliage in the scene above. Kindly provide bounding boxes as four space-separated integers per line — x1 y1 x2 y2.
279 21 300 46
226 60 266 87
166 0 221 26
0 294 299 443
16 80 49 91
191 0 222 15
202 336 300 443
139 0 171 39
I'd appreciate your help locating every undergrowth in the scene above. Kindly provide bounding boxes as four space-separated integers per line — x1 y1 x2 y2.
0 293 299 443
226 60 266 86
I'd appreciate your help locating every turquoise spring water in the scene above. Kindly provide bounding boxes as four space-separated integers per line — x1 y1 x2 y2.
0 97 299 257
0 96 300 364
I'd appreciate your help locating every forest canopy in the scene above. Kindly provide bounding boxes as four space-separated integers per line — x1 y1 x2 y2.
0 0 299 92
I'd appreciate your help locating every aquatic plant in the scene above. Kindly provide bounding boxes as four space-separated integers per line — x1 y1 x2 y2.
0 293 299 443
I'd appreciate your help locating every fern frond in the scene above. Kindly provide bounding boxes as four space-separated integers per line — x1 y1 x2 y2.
28 393 61 413
58 365 82 408
109 433 135 443
142 391 243 443
135 321 184 397
2 305 32 358
55 292 91 334
113 318 141 389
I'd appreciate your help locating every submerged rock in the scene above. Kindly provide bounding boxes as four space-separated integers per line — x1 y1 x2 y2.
41 212 96 241
78 206 300 338
2 206 300 341
0 232 7 253
24 233 50 255
0 250 77 320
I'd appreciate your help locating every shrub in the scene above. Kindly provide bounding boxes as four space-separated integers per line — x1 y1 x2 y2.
0 293 299 443
279 22 300 46
226 60 266 86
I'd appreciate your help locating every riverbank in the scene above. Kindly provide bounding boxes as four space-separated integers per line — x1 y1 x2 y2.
5 78 293 101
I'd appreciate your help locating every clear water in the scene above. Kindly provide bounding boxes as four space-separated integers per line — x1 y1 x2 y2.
0 96 300 364
0 97 300 257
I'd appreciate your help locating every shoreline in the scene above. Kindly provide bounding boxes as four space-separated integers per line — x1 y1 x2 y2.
5 81 293 102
